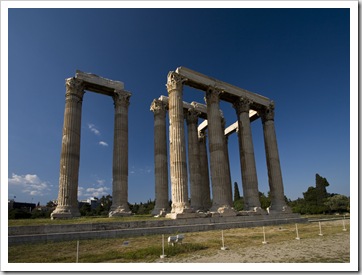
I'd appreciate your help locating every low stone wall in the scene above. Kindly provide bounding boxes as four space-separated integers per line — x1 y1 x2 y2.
8 213 307 245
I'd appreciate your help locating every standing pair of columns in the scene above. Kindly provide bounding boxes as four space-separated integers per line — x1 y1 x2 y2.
51 77 131 219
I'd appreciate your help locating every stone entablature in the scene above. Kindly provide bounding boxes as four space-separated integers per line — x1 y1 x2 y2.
175 66 272 107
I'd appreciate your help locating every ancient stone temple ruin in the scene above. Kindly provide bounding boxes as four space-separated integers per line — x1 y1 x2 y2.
51 71 131 219
52 67 292 221
151 67 291 219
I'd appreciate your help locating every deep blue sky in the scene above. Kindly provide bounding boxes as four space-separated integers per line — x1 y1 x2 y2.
6 7 351 205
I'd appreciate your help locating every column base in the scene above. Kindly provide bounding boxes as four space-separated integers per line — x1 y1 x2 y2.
210 205 238 217
239 207 267 216
108 206 132 217
165 212 200 219
51 206 81 220
267 204 293 214
170 203 195 215
152 207 169 217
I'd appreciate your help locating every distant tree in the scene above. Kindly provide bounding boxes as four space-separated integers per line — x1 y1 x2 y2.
298 173 332 214
8 208 32 219
259 192 271 210
233 182 241 202
315 174 330 205
79 203 92 216
324 195 350 213
233 197 244 211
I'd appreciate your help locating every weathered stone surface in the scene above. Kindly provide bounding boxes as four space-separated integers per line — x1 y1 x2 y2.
261 106 292 213
175 66 272 107
109 90 131 217
150 99 170 215
186 107 203 211
52 71 131 219
75 70 124 94
167 72 193 214
51 78 84 219
233 97 261 211
198 130 211 210
205 88 235 215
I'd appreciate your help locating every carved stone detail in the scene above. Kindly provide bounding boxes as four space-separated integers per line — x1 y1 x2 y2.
233 97 253 114
205 87 221 105
260 105 275 122
113 90 131 108
150 99 167 116
166 71 186 93
185 108 200 125
65 77 85 100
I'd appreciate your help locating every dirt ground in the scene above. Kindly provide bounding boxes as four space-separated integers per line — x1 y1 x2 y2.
156 220 350 263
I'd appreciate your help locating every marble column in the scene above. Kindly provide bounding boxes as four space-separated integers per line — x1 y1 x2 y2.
221 118 233 207
166 72 193 217
198 130 211 210
205 88 235 215
109 90 132 217
51 78 85 219
261 105 291 213
233 97 262 212
150 99 170 215
186 107 203 211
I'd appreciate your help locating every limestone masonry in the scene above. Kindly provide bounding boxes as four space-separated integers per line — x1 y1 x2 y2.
51 71 131 219
52 67 293 221
151 67 292 219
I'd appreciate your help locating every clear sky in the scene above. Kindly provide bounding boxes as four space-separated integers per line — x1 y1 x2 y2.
5 4 353 206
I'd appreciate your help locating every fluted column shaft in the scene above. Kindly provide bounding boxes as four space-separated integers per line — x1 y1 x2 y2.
234 98 261 211
167 72 191 214
198 130 211 210
261 106 290 212
205 88 231 211
221 118 233 206
109 90 131 216
150 99 170 215
51 78 84 219
186 108 202 211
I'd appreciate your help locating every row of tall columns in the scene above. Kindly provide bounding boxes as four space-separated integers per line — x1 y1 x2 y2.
151 71 290 218
51 77 131 219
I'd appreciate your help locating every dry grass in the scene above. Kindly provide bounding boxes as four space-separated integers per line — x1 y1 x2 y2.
8 219 349 263
8 214 162 227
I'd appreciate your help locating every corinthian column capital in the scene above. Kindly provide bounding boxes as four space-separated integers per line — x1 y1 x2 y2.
185 107 200 125
113 90 131 108
65 77 85 100
233 97 253 114
166 71 186 93
150 99 167 116
205 87 222 105
260 103 275 122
